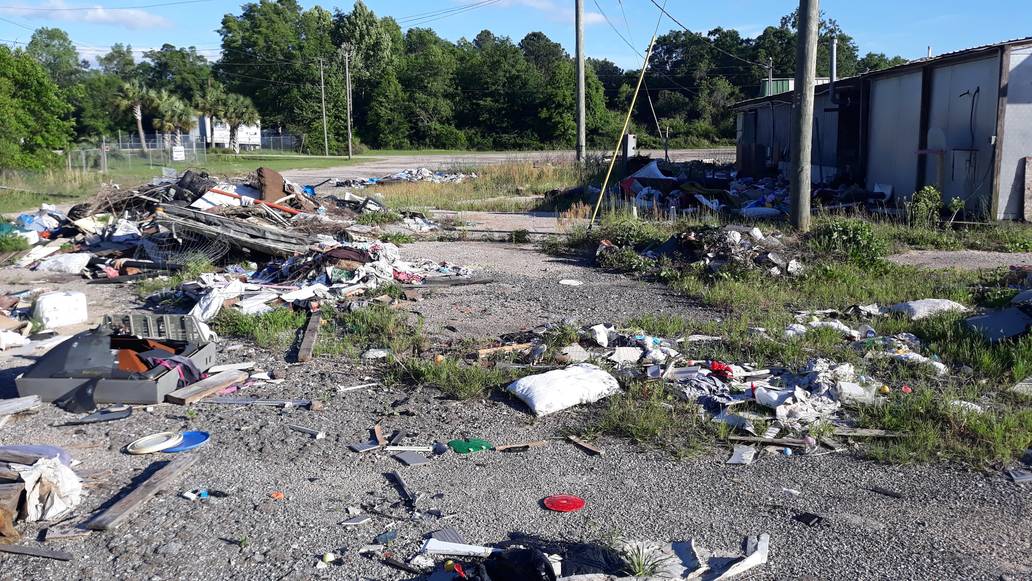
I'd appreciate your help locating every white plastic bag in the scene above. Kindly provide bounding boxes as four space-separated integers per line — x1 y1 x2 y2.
14 457 83 522
506 363 620 416
33 291 88 329
888 299 967 320
36 253 92 274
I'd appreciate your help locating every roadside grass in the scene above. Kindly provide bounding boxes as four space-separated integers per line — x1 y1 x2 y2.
355 210 403 226
0 154 367 214
0 233 29 252
379 232 415 245
812 211 1032 253
555 214 1032 465
369 160 602 212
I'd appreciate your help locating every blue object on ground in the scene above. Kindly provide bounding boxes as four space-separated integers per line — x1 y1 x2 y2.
164 431 210 453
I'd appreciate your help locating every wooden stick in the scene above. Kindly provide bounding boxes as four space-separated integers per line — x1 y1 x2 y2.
0 544 73 561
0 482 25 539
296 310 321 363
832 428 903 438
567 435 603 456
165 370 248 405
494 440 549 453
373 423 385 447
476 342 534 359
728 435 809 447
85 455 197 531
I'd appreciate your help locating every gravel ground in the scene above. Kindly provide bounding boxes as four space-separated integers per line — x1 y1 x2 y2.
888 249 1032 270
2 241 1030 580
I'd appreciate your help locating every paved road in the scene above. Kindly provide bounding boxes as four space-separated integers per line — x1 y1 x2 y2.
280 148 735 182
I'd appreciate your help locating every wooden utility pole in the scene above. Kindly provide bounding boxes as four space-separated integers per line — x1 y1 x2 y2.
790 0 820 232
319 58 329 156
575 0 586 162
345 49 353 160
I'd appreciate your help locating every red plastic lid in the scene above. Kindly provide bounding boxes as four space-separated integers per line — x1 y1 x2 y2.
543 495 585 512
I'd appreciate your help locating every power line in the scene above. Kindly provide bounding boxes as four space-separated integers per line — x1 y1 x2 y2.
397 0 503 26
0 14 32 31
647 0 769 70
0 0 213 11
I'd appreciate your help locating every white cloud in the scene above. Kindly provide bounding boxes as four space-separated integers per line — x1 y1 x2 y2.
0 0 171 30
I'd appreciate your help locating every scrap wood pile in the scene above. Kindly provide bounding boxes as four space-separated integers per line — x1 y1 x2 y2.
0 166 469 344
618 157 891 218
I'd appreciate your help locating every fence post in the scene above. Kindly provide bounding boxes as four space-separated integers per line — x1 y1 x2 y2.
81 150 86 174
101 136 108 174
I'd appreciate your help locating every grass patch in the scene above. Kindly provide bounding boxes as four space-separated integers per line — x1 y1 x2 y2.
213 308 307 349
387 357 516 400
369 160 602 212
379 231 415 245
592 381 710 455
0 234 29 252
355 210 402 226
315 305 424 358
135 258 215 298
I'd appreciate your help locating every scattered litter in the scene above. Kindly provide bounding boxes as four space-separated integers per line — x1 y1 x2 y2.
394 451 430 466
727 445 757 465
506 363 620 416
558 279 584 286
793 512 823 527
887 299 968 320
125 432 184 455
446 438 492 454
542 494 585 513
288 423 326 440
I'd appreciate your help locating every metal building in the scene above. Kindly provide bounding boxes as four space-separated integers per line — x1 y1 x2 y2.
735 37 1032 220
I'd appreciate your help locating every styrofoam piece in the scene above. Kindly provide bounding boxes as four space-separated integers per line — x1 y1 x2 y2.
33 291 88 329
421 538 498 557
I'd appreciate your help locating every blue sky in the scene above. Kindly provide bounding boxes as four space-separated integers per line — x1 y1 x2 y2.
1 0 1030 70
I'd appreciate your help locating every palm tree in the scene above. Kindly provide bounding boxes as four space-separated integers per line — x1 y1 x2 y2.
169 98 197 146
193 82 225 149
220 93 259 154
116 80 150 151
149 89 185 148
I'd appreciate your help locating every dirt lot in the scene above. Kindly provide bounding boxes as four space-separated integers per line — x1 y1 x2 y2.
1 240 1030 580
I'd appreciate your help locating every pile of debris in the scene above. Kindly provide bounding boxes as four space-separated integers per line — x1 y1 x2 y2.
618 158 891 218
598 224 805 278
335 166 476 189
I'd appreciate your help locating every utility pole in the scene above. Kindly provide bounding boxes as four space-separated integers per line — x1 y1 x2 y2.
575 0 586 163
766 57 774 96
345 49 353 160
319 58 329 156
790 0 820 232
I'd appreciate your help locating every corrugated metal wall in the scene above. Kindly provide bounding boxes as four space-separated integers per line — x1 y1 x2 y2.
866 71 923 199
998 45 1032 219
924 55 1000 215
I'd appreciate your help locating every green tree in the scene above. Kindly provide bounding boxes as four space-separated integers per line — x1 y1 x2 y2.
139 44 211 102
26 27 85 88
68 72 129 139
856 52 908 74
97 43 137 81
365 71 409 149
149 89 184 148
0 46 73 169
220 93 259 153
333 1 401 143
116 80 151 151
398 28 461 148
194 81 226 148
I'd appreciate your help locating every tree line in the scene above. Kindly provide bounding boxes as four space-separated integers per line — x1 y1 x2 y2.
0 0 905 169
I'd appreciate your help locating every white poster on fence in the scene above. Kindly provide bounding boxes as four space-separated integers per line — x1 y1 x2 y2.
171 146 186 161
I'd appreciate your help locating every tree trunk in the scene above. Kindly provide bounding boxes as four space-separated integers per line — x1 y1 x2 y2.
208 116 215 149
135 102 148 152
230 125 239 154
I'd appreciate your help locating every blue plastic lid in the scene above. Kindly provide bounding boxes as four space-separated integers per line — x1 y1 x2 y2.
163 431 210 453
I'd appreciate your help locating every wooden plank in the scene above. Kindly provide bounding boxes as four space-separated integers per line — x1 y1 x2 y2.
728 435 809 447
0 482 25 539
0 395 41 417
0 449 55 466
85 455 197 531
832 428 903 438
373 424 385 447
567 435 603 456
1024 157 1032 222
296 310 321 363
0 544 73 561
476 342 533 360
494 440 548 453
164 370 248 405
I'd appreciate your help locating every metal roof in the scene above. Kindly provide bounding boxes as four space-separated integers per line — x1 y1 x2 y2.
733 36 1032 110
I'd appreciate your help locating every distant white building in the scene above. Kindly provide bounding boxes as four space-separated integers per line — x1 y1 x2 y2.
191 115 261 149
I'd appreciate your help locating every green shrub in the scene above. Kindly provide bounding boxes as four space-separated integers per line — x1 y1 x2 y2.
908 185 943 227
808 218 887 269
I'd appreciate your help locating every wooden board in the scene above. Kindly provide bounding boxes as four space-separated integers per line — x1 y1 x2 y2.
1024 157 1032 222
164 370 248 405
476 342 533 360
567 435 603 456
494 440 548 453
85 455 197 531
296 310 321 363
0 544 73 561
0 395 41 417
0 482 25 539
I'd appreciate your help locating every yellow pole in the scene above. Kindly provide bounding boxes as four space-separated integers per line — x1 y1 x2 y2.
588 35 658 227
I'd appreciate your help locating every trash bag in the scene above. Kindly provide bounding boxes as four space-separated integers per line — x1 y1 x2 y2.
561 543 625 576
483 548 556 581
175 170 216 202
